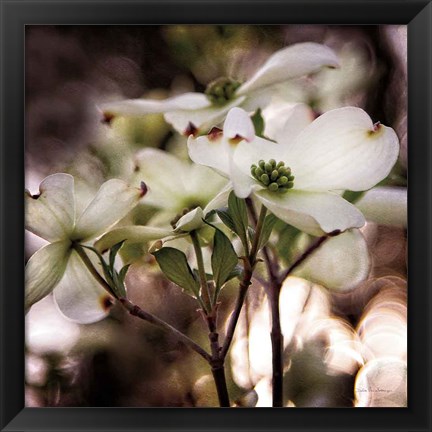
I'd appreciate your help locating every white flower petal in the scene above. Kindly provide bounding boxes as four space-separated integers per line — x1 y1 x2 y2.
202 183 233 214
187 134 231 177
73 179 143 241
255 190 365 236
230 159 256 199
284 107 400 191
224 107 255 142
355 186 407 227
175 207 205 232
25 173 75 242
132 148 189 209
233 135 284 176
165 93 212 110
25 241 71 311
294 229 370 291
240 89 272 113
100 92 211 117
53 251 112 324
184 164 228 206
164 96 246 134
263 103 314 143
237 43 339 95
94 226 173 253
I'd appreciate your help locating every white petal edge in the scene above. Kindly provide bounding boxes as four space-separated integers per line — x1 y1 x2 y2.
25 173 75 242
224 107 255 142
94 226 173 253
25 241 71 311
53 251 112 324
263 102 314 144
284 107 400 191
355 186 407 227
99 92 211 117
174 207 205 232
294 229 370 292
164 96 246 134
237 42 339 95
255 189 365 236
73 179 143 241
187 135 231 177
202 183 233 214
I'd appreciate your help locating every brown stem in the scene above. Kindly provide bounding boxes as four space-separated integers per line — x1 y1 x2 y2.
246 199 284 406
119 297 212 362
269 283 283 407
220 263 252 359
211 365 230 407
190 230 212 313
74 244 212 363
278 230 341 284
220 203 267 360
206 313 230 407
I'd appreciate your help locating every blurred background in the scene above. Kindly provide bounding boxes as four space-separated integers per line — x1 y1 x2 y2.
25 25 407 407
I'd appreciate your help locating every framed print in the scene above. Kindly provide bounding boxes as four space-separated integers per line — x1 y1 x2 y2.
1 0 431 431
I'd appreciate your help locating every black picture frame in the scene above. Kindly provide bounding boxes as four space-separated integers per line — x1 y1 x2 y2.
1 1 431 431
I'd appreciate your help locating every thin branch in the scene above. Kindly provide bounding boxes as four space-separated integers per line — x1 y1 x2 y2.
220 263 252 359
249 205 267 262
278 230 341 283
74 243 212 362
220 204 268 359
190 230 212 312
119 297 212 362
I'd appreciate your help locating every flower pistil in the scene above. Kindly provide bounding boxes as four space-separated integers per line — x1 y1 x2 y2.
251 159 295 192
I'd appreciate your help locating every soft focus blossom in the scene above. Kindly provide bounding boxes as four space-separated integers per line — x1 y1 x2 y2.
293 229 370 292
188 106 399 236
271 42 374 112
355 186 407 227
100 43 339 134
25 173 145 323
130 148 228 227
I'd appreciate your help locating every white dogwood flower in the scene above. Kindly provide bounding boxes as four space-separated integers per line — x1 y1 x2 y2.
100 43 339 135
92 149 232 255
25 174 146 323
187 107 399 236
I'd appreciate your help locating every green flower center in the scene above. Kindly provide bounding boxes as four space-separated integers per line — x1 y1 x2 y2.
250 159 295 193
205 77 241 106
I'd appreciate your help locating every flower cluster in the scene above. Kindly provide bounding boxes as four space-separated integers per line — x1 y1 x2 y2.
25 38 404 409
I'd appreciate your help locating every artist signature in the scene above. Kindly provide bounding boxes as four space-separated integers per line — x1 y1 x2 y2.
355 387 392 394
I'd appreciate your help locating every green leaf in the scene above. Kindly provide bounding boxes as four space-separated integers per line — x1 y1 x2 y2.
110 271 123 298
109 240 125 269
274 221 303 264
228 192 249 249
192 269 213 282
227 264 243 281
260 213 278 248
248 227 256 244
82 245 114 287
211 228 238 294
118 264 131 284
251 108 265 137
215 208 236 232
152 247 200 297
